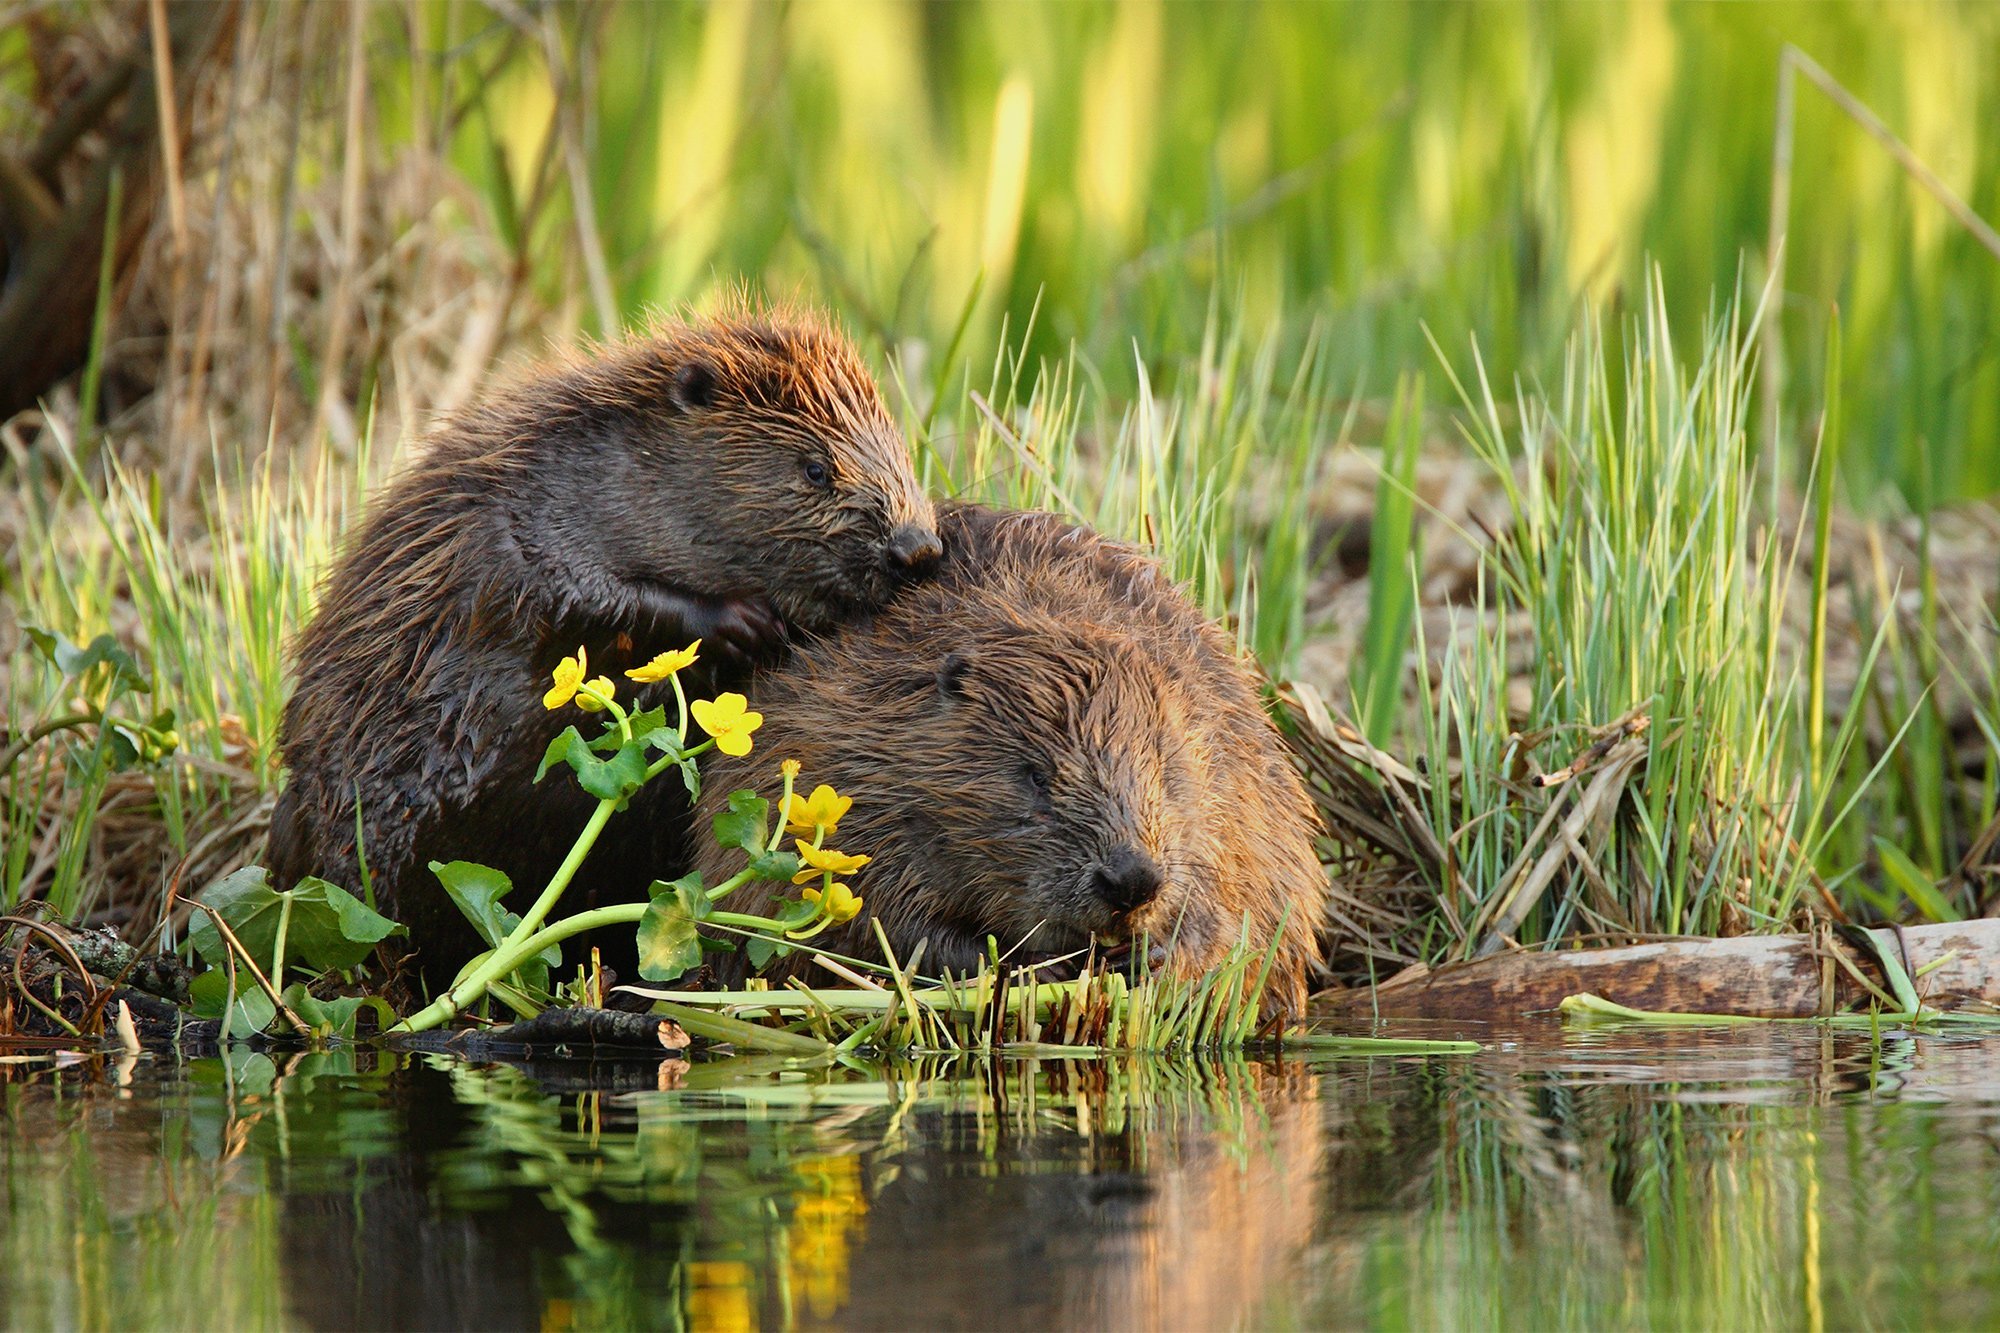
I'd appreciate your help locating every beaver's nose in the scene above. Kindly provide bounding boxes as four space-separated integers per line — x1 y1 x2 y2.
883 522 943 581
1091 847 1164 915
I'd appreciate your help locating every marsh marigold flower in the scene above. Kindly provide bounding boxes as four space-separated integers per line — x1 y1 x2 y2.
627 641 701 682
784 784 852 837
803 881 862 924
691 692 763 757
793 842 870 882
780 758 802 781
575 676 616 712
543 648 588 710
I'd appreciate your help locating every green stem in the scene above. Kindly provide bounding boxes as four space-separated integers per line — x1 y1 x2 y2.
0 713 97 774
514 797 618 943
271 890 294 991
701 864 755 906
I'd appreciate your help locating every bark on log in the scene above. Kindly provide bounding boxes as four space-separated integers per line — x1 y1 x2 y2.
1309 920 2000 1021
388 1008 693 1061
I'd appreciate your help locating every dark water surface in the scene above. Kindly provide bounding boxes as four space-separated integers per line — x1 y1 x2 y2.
5 1021 1999 1331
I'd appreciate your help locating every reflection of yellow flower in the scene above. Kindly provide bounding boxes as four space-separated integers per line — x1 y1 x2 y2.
574 676 616 712
788 1155 867 1318
543 648 588 710
793 842 870 882
781 758 801 781
803 881 863 924
690 693 763 757
685 1261 754 1333
626 641 701 682
784 784 853 837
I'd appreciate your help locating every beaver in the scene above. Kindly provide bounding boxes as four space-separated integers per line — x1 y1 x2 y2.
690 503 1327 1017
266 309 940 986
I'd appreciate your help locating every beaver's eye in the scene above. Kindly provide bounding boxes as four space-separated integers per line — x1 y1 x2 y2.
803 459 831 489
1022 764 1053 811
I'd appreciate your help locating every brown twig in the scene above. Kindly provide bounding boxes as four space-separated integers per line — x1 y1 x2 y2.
184 900 310 1038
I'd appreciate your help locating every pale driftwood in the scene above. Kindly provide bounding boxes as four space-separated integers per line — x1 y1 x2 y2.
1310 920 2000 1021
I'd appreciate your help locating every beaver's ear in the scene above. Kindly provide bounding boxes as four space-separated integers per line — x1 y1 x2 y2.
936 651 973 701
668 359 717 413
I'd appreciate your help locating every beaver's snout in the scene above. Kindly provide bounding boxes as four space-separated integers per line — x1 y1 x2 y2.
882 522 944 581
1091 846 1165 915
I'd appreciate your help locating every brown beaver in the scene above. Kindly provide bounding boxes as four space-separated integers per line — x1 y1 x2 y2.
267 309 940 986
691 503 1327 1017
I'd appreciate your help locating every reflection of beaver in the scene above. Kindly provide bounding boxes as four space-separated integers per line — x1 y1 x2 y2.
694 503 1326 1016
267 310 940 985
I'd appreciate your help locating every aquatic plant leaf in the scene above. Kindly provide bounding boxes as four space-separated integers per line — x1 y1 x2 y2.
189 968 278 1035
745 850 801 882
622 706 682 756
190 869 400 977
283 985 396 1039
431 861 516 948
713 790 768 853
320 880 402 948
188 867 279 967
637 899 703 982
535 727 649 802
649 872 710 920
743 934 795 971
277 878 403 973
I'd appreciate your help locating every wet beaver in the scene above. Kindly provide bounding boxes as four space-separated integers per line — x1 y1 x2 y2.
691 503 1327 1017
267 309 940 984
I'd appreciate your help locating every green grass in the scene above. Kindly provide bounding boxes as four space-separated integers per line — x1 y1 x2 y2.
1379 275 1914 956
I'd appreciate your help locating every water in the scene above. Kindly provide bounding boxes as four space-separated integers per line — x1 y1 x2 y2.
4 1022 1999 1331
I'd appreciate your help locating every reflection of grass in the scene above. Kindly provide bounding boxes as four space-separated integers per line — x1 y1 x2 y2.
638 921 1479 1055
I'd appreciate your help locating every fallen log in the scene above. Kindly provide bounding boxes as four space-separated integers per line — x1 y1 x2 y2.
1309 920 2000 1021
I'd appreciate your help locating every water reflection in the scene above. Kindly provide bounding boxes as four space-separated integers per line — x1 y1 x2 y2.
3 1024 2000 1329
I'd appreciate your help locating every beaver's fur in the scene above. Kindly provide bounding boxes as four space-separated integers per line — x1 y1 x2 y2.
692 503 1327 1017
267 310 938 985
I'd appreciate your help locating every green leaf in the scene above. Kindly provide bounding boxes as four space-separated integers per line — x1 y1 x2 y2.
190 869 400 978
636 898 704 982
713 790 768 853
431 861 516 947
24 626 148 693
189 968 278 1036
772 898 820 930
745 849 801 882
649 873 710 920
283 985 396 1039
625 706 684 758
536 728 650 802
745 934 794 971
320 881 403 949
534 727 588 783
1874 837 1961 923
188 867 280 968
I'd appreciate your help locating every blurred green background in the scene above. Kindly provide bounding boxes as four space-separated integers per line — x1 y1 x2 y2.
435 0 1998 504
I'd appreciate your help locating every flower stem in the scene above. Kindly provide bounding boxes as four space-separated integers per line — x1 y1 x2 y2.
392 795 619 1033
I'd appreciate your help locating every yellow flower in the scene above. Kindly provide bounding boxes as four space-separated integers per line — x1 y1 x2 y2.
574 676 616 712
802 882 863 924
627 641 701 682
784 784 853 837
543 648 588 710
793 842 870 882
690 692 763 757
780 758 802 781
